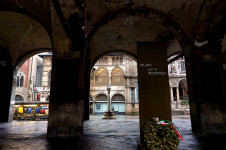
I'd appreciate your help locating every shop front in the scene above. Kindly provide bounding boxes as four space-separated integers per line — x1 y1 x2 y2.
94 102 108 114
111 102 125 114
14 101 49 121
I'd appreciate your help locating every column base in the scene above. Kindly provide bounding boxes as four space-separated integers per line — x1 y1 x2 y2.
102 111 116 119
47 101 84 138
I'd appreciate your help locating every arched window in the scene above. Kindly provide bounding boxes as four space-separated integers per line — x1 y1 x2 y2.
131 87 135 103
48 71 51 86
112 94 125 101
95 68 109 86
103 57 108 64
20 76 24 87
181 61 186 72
116 57 119 65
120 57 123 65
36 66 43 86
112 57 115 65
16 74 24 87
16 76 20 87
96 94 107 101
15 95 24 101
111 68 125 86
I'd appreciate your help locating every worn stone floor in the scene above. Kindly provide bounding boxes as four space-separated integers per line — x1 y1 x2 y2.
0 115 226 150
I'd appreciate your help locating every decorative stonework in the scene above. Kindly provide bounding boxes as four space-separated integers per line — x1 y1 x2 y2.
130 78 137 87
169 78 179 87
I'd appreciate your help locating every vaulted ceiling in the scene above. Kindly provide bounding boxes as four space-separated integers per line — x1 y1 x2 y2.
0 0 225 67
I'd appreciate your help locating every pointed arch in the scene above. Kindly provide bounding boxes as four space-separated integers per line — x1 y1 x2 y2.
95 68 109 86
111 67 125 86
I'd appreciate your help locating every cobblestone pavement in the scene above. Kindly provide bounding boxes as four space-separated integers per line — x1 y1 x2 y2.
0 115 226 150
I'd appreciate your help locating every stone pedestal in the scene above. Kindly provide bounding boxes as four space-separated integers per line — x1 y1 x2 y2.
137 42 171 147
102 111 116 119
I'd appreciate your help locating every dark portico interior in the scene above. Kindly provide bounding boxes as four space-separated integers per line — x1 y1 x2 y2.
0 0 226 149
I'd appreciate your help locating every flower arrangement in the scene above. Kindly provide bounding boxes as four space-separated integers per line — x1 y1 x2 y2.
143 117 183 150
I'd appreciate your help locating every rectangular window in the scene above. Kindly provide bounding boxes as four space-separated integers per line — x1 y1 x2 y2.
36 66 43 86
131 87 135 103
181 62 186 72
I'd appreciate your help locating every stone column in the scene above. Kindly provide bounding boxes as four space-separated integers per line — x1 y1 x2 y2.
170 87 174 103
109 75 111 86
176 87 181 109
84 54 90 120
103 86 115 119
47 52 84 138
186 40 226 135
125 77 130 114
8 68 19 122
92 101 95 114
176 87 180 102
107 86 111 112
48 2 85 137
127 78 131 102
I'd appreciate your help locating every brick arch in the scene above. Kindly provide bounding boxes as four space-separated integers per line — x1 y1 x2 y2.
85 6 191 62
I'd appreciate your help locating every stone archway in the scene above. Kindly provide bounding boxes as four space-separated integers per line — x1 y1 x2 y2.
88 51 138 117
0 10 52 121
85 7 192 144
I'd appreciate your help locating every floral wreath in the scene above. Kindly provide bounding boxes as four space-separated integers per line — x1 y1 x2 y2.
143 117 183 150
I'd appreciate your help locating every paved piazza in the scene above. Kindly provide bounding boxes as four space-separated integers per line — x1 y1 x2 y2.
0 115 226 150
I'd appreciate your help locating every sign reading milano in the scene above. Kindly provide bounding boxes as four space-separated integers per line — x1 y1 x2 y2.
137 42 172 143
